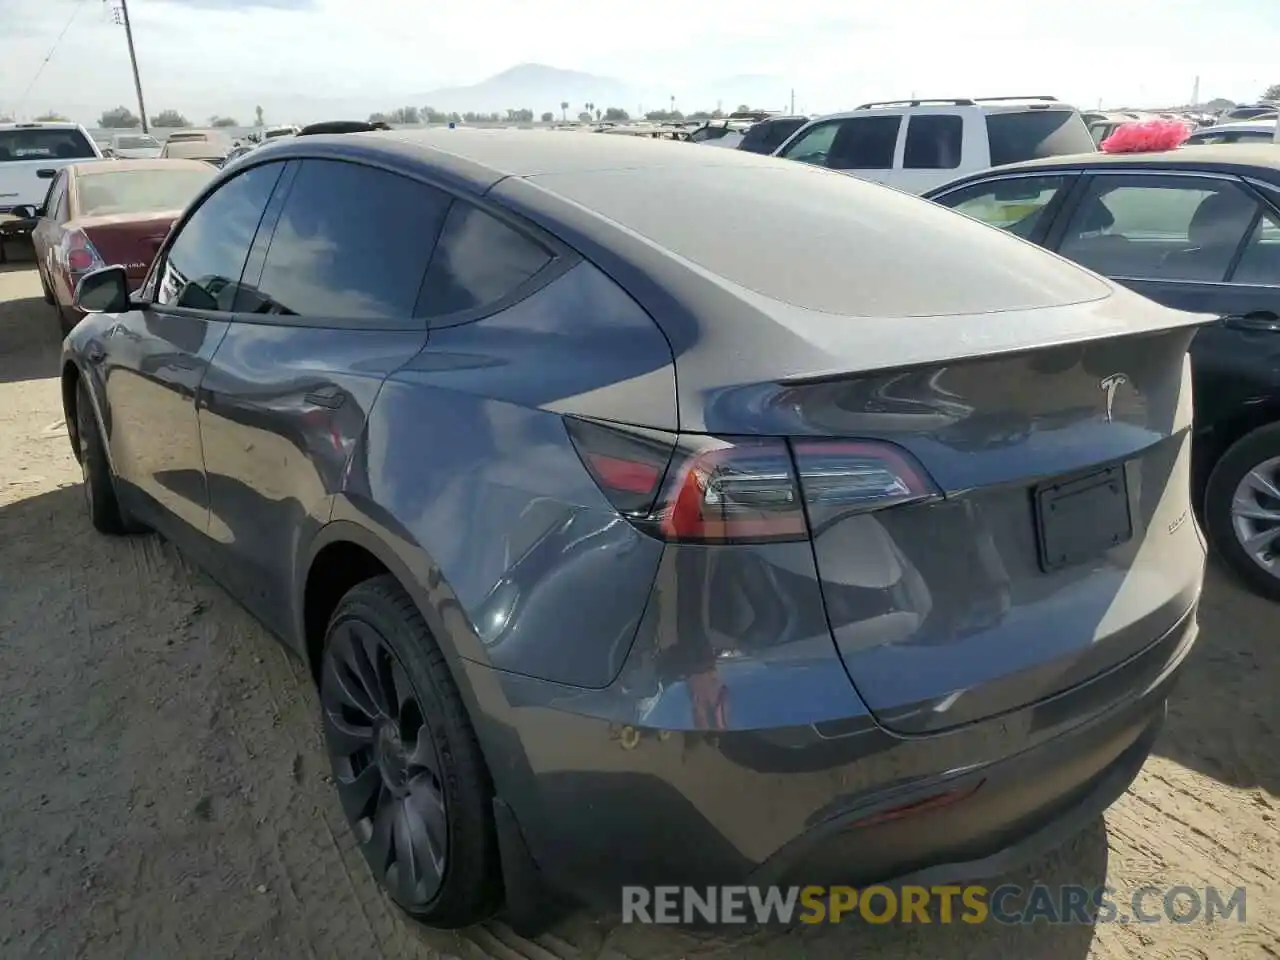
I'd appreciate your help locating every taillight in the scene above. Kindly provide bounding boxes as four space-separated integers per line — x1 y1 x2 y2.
62 230 105 275
792 440 937 533
565 417 940 544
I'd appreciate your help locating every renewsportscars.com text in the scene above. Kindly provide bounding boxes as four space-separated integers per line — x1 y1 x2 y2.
622 884 1248 925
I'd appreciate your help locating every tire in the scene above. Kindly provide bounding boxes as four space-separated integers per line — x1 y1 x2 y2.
75 382 144 535
319 575 502 927
58 308 78 338
1203 422 1280 602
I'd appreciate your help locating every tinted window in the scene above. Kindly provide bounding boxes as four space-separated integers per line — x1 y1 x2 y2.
43 172 67 221
115 135 159 150
250 160 450 321
739 118 808 154
417 203 553 319
690 126 728 143
985 110 1096 166
780 116 901 170
157 162 282 311
531 164 1111 318
1187 129 1274 145
76 169 213 217
934 174 1068 239
903 115 964 169
1231 208 1280 284
0 128 96 162
1057 175 1259 282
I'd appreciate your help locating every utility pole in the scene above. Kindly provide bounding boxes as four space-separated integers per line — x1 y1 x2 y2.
790 88 795 114
110 0 149 133
1191 75 1200 107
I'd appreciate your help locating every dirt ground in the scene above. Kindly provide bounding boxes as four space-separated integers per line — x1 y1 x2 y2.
0 254 1276 960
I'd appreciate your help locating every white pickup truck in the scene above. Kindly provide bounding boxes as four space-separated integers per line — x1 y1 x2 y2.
0 121 103 212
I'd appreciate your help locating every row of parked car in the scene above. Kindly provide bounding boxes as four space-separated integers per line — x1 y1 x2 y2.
3 107 1277 933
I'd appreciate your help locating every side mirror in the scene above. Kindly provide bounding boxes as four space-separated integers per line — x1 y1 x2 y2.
37 168 57 180
75 266 131 314
9 204 38 220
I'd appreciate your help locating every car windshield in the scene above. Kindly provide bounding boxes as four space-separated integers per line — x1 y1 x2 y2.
263 129 293 139
76 168 212 216
166 132 207 143
985 109 1096 166
115 135 159 149
0 128 96 163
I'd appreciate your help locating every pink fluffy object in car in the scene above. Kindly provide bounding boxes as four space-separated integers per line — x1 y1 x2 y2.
1100 118 1192 153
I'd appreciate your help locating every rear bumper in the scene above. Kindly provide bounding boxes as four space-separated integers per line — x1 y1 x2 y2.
466 602 1196 912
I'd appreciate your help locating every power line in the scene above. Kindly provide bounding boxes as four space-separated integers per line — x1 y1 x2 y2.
16 0 91 115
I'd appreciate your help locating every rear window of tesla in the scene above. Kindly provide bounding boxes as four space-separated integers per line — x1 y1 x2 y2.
985 110 1096 166
76 168 213 216
530 165 1110 316
0 129 96 162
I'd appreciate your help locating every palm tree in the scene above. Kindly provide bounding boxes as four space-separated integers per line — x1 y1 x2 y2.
560 101 569 122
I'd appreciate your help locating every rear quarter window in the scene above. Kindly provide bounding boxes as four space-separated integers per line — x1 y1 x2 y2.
985 110 1096 166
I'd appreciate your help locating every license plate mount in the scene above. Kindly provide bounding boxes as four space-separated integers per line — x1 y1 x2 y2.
1033 465 1133 573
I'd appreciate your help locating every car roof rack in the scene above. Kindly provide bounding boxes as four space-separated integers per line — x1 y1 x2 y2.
856 98 977 109
972 95 1059 103
296 120 391 136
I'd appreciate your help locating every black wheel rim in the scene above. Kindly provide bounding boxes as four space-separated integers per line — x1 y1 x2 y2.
320 621 448 908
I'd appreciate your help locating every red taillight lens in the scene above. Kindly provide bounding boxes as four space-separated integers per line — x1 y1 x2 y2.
566 418 940 544
563 417 676 517
792 440 937 533
62 230 104 275
659 437 806 542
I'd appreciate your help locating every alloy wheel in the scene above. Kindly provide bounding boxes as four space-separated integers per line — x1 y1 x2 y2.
321 620 448 908
1229 455 1280 578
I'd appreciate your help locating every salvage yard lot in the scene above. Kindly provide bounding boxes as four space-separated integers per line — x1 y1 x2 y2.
0 258 1276 960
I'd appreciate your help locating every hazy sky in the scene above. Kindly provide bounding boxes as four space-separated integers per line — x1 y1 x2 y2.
1 0 1277 121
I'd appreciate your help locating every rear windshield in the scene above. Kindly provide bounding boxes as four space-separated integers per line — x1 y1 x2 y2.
0 128 96 163
739 118 807 154
530 164 1109 316
115 135 159 149
985 109 1096 166
76 168 213 216
166 132 207 143
263 129 293 139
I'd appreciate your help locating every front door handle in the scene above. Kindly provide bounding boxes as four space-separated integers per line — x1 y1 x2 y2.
1222 311 1280 332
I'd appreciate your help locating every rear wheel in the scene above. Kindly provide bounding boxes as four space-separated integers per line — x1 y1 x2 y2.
319 575 501 927
1204 423 1280 601
75 383 144 535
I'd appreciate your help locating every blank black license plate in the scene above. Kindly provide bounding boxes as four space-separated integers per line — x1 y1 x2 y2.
1034 465 1133 573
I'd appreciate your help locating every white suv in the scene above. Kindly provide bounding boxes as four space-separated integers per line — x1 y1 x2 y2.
771 96 1096 194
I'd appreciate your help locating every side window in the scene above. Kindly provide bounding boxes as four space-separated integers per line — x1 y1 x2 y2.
247 159 451 321
157 162 283 311
417 202 553 321
825 116 901 170
1056 175 1260 283
777 121 840 164
903 115 964 170
1230 208 1280 285
43 173 67 220
934 174 1069 239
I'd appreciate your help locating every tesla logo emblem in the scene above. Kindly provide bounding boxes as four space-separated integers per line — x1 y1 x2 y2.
1099 373 1128 422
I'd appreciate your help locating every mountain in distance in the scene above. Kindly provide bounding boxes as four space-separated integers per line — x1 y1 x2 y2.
411 63 640 116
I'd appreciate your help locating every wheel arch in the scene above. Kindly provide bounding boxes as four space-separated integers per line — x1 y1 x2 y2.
61 360 83 463
1196 400 1280 510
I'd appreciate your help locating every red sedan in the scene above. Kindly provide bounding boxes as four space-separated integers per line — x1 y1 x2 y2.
31 158 214 334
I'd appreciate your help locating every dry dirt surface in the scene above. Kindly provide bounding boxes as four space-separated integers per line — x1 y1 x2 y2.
0 256 1276 960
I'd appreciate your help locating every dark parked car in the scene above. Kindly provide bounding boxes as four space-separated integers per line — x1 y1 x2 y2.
925 144 1280 600
28 158 214 333
737 115 810 154
62 130 1204 929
